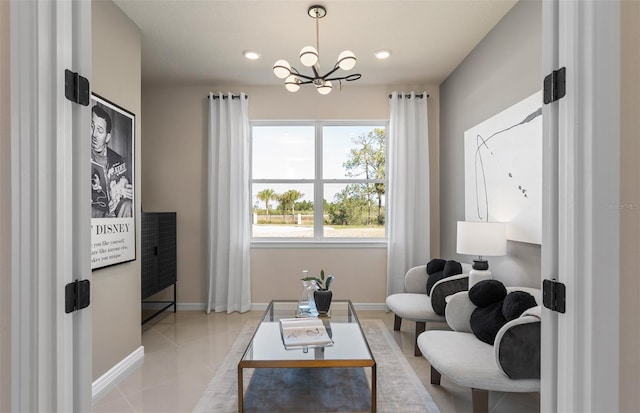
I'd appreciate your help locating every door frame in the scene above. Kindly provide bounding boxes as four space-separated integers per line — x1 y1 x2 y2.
541 0 620 411
10 0 92 411
540 0 559 410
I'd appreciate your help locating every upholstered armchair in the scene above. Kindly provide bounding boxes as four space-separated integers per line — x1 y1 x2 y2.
386 262 472 356
417 287 542 413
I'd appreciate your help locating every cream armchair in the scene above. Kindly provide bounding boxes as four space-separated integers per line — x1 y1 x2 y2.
417 287 542 413
386 263 472 356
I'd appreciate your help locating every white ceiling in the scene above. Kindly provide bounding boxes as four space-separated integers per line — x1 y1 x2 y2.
114 0 518 87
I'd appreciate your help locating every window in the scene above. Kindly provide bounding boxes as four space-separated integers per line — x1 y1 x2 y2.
251 121 387 241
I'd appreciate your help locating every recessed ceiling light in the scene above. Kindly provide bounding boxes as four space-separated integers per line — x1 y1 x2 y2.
243 50 261 60
374 49 391 60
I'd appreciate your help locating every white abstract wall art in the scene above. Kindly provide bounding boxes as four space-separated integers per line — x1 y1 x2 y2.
464 91 542 245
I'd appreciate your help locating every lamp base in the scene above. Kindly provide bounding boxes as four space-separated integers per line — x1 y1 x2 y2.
472 259 489 271
469 260 492 288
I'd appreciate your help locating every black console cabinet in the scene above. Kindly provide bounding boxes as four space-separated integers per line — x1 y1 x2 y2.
141 212 177 324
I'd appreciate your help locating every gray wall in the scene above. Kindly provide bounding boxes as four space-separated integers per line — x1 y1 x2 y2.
92 0 142 380
440 0 541 287
619 1 640 410
0 1 10 410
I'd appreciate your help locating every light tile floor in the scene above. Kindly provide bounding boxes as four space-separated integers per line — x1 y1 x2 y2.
93 310 539 413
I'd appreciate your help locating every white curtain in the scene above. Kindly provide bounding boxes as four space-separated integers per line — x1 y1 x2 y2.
206 92 251 313
386 92 430 296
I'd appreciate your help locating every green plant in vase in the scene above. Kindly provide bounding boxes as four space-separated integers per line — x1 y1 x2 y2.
302 270 334 316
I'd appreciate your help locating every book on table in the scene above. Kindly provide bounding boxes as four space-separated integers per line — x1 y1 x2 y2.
279 317 333 349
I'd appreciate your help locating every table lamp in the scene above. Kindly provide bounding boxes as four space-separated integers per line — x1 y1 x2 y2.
456 221 507 287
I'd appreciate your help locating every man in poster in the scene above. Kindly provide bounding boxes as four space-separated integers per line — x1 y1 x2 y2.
91 104 133 218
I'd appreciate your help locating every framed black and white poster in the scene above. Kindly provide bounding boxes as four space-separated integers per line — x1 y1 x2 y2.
90 93 136 270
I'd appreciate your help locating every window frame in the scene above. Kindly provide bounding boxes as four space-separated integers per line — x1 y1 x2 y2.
250 120 389 246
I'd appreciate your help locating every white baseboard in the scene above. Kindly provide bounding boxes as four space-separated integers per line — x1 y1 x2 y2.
352 302 388 311
92 346 145 404
142 302 206 311
176 302 207 311
143 302 387 312
250 303 269 311
250 302 387 311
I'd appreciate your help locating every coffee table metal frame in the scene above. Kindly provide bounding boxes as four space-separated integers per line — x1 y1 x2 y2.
237 300 377 412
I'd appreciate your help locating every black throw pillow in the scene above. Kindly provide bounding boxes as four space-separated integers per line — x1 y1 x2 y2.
443 260 463 278
468 279 509 345
425 270 443 296
426 258 446 275
471 301 507 345
502 291 537 321
469 279 507 307
426 260 463 296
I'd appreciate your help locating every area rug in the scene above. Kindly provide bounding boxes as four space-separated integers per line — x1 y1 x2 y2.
244 367 371 412
192 319 440 413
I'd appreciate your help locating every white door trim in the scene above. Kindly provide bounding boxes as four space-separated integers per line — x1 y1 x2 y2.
70 1 93 410
540 0 559 410
10 1 39 408
11 0 91 411
548 1 621 411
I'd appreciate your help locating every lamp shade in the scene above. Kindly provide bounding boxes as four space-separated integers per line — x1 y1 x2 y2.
456 221 507 257
337 50 356 70
273 60 292 79
284 75 301 92
317 80 332 95
299 46 319 67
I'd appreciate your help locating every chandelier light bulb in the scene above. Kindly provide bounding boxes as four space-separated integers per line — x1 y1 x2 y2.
299 46 319 67
317 80 332 95
284 75 301 92
337 50 356 70
273 60 292 79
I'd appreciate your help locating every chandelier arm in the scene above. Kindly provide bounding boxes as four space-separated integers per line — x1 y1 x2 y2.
290 71 316 81
325 73 362 82
311 65 321 79
319 65 341 80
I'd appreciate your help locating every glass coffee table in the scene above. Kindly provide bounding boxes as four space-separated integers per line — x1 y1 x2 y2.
238 300 376 412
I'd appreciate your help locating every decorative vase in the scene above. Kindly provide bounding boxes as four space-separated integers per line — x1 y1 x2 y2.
314 290 333 316
297 280 319 317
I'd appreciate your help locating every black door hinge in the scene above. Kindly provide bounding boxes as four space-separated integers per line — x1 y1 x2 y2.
65 279 91 313
543 67 566 104
542 279 566 313
64 69 90 106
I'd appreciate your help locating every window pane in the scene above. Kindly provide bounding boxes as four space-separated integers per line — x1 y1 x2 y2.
252 183 314 238
250 122 387 241
323 183 385 238
252 126 314 179
323 126 386 180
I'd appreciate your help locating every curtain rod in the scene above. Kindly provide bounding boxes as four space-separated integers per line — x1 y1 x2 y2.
207 94 248 100
388 93 429 99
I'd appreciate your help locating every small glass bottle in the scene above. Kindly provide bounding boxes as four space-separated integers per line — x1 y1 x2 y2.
297 270 318 317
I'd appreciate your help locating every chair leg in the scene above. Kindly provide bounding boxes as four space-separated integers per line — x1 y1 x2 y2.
430 366 441 385
393 314 402 331
471 388 489 413
414 321 426 356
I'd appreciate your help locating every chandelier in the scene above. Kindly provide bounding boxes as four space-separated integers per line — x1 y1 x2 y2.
273 5 361 95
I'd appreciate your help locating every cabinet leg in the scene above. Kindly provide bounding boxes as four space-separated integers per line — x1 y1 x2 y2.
173 282 177 313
